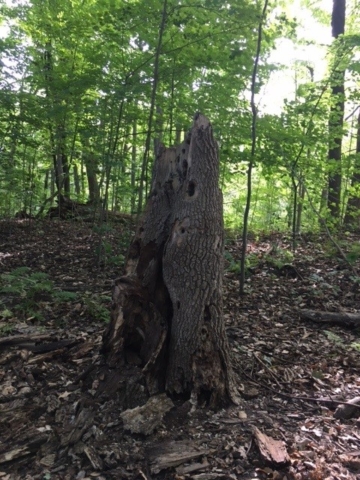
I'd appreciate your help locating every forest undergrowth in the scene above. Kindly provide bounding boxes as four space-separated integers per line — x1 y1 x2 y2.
0 218 359 480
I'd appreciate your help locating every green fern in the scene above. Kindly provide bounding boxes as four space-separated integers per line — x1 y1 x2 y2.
0 268 77 320
10 266 31 276
85 297 110 323
54 291 77 302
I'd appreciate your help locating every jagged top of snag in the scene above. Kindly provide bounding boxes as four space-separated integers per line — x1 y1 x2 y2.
193 112 211 130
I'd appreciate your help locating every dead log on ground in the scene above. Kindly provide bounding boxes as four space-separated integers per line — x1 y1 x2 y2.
334 396 360 419
299 309 360 326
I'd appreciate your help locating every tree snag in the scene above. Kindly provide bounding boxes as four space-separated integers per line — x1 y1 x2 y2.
102 113 238 408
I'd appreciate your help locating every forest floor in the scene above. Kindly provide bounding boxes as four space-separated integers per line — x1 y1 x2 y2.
0 218 360 480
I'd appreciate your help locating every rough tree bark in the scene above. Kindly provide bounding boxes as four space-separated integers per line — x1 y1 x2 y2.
102 113 238 408
344 109 360 227
327 0 346 220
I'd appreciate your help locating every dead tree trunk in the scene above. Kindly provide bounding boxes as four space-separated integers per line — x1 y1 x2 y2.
102 113 238 408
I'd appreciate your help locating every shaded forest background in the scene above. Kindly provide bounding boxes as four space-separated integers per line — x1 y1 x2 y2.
1 2 360 477
0 0 359 233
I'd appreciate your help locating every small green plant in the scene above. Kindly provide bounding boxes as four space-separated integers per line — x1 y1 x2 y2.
0 301 13 319
265 247 294 269
95 239 125 266
323 240 338 258
92 224 114 235
54 290 77 302
85 295 110 323
323 239 360 265
324 330 344 346
324 330 360 353
350 342 360 352
309 273 339 294
246 252 260 270
0 267 77 320
0 323 15 335
349 275 360 284
224 251 240 273
224 251 259 275
346 243 360 264
118 226 133 251
108 253 125 266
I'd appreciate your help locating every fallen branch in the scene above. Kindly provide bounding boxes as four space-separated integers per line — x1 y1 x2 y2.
334 396 360 419
299 309 360 326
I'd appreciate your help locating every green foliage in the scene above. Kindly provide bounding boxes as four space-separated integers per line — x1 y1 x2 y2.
309 272 340 295
0 0 358 237
54 290 77 302
0 267 77 320
0 323 15 335
346 242 360 264
350 341 360 352
92 224 114 236
323 238 360 265
324 330 360 353
224 251 240 274
265 247 294 270
0 306 13 319
95 238 125 266
85 295 110 323
323 330 344 345
224 250 259 275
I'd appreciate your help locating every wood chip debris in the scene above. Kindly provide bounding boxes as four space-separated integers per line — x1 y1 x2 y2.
253 427 290 465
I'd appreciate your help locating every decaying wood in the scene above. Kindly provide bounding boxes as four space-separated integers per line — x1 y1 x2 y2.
60 407 94 447
0 333 80 366
147 440 216 474
30 339 78 353
84 445 104 470
0 333 56 347
102 113 238 407
299 309 360 325
27 348 69 364
176 459 210 475
253 427 290 465
120 393 174 435
0 434 48 464
334 396 360 419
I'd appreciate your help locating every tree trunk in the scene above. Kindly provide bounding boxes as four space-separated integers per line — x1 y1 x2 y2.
344 109 360 228
239 0 269 294
43 41 70 198
327 0 346 220
102 113 238 408
175 127 182 144
55 123 70 196
73 164 81 197
137 0 168 214
153 105 163 157
296 181 305 234
83 152 99 203
131 118 137 214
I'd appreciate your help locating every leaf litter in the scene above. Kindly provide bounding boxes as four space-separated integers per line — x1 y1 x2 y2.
0 219 359 479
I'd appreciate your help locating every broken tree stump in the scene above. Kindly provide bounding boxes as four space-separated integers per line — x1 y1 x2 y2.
102 113 238 408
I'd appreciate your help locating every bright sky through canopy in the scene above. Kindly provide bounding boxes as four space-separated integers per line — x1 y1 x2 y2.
261 0 333 114
0 0 338 117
